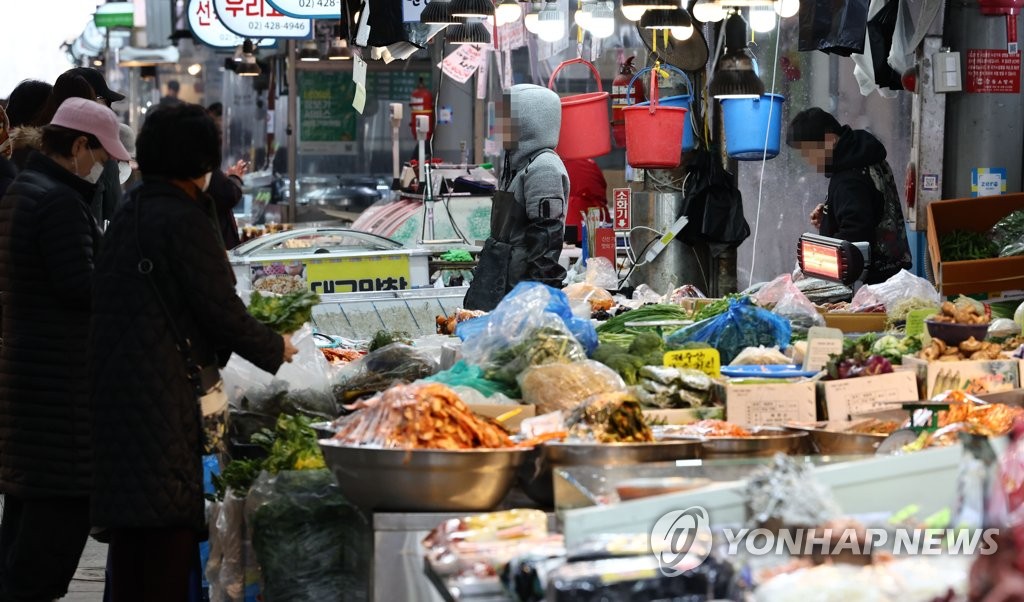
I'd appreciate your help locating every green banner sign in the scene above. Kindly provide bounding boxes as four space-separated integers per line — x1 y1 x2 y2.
298 71 357 153
95 12 134 28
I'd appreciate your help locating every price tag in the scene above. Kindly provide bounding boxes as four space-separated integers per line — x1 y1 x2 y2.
725 382 817 425
905 308 940 338
663 349 721 377
802 326 845 372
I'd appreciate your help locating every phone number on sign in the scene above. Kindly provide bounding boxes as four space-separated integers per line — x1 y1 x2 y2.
298 0 337 7
249 21 307 30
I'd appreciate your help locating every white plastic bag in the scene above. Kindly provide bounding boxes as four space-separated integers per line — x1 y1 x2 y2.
849 269 940 316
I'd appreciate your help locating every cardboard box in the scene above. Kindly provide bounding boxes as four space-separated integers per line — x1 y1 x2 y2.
901 356 1019 398
818 370 920 420
468 404 536 431
822 312 889 333
927 193 1024 296
722 381 817 425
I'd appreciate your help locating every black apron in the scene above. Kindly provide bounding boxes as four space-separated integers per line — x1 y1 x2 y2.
464 188 530 311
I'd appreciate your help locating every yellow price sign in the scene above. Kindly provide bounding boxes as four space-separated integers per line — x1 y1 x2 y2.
663 349 721 376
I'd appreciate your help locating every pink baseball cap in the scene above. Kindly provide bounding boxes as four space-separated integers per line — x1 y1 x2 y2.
49 97 131 162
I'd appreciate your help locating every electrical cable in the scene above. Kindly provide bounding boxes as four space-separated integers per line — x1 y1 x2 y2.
747 11 782 289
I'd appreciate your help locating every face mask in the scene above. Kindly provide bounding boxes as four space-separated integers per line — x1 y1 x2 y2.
82 149 104 184
117 161 132 185
202 172 213 192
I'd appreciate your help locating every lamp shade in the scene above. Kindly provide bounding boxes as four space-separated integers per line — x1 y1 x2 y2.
298 40 320 61
451 0 494 18
639 6 692 28
422 0 461 24
448 20 492 44
709 14 765 98
327 38 352 60
236 55 260 76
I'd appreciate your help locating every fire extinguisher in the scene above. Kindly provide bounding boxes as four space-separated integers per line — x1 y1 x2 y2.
978 0 1024 51
409 78 434 140
610 56 644 148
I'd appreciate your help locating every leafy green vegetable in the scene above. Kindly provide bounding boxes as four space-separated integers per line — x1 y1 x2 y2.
595 304 692 335
251 414 326 475
939 230 998 262
628 332 664 356
692 294 746 322
368 330 411 352
485 326 586 385
249 290 321 333
210 458 262 501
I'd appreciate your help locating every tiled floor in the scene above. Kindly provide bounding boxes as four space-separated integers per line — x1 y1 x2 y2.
63 538 106 602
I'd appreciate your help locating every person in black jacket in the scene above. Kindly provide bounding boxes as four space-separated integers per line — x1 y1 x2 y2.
787 107 912 284
89 103 297 602
0 97 130 602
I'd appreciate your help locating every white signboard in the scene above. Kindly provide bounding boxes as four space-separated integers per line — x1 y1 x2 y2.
189 0 274 48
439 45 485 84
402 0 427 21
266 0 342 19
213 0 311 39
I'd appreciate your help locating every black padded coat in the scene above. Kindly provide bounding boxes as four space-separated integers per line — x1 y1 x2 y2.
89 178 283 531
0 151 101 498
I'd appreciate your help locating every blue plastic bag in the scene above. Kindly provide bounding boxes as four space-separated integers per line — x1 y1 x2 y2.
456 282 598 355
665 297 791 364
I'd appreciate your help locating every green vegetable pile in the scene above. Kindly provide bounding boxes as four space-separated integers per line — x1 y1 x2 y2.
368 329 412 352
592 332 666 385
485 326 586 385
989 210 1024 256
249 289 321 333
691 294 745 322
211 414 326 502
939 230 998 262
595 304 692 345
869 334 923 363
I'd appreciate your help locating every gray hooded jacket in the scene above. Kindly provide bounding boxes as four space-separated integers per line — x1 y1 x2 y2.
464 84 570 310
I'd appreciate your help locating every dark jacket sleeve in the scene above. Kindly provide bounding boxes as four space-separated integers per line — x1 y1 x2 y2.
169 206 284 374
208 170 243 214
825 174 879 245
37 191 96 308
521 163 568 285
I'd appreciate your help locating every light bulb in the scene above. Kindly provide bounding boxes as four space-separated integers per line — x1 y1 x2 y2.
774 0 799 18
187 63 202 75
524 11 541 32
621 4 646 20
748 5 776 32
495 0 522 24
537 16 566 41
574 8 592 29
691 0 725 22
589 3 614 37
670 25 693 40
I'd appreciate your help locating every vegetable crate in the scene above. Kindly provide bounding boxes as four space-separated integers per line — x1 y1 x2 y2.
927 193 1024 296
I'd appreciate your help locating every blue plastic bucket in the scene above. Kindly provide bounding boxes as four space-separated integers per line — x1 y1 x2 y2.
636 94 694 151
721 93 785 160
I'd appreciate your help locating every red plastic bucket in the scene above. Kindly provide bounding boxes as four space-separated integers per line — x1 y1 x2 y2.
622 70 686 169
548 58 611 160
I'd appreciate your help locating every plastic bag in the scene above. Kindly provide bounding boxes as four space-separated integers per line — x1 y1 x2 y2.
665 297 792 364
424 360 520 399
799 0 869 56
632 284 664 305
563 283 614 313
457 283 595 381
989 210 1024 251
207 490 259 602
849 269 941 317
332 343 439 405
665 285 707 304
583 257 618 290
245 470 371 602
518 360 625 415
223 325 333 410
754 274 825 337
458 282 598 358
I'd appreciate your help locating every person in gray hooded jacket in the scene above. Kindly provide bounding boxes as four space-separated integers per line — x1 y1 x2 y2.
464 84 570 311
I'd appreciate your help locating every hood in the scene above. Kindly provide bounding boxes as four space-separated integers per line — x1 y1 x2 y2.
507 84 562 170
828 126 887 176
10 126 42 152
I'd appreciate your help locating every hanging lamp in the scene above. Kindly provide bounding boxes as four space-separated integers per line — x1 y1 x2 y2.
709 13 765 98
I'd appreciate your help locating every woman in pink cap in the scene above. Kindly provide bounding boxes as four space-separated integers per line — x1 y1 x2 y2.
0 96 129 602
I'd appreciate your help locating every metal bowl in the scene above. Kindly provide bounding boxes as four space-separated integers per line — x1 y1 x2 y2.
801 428 887 455
517 440 704 507
318 440 529 512
658 427 810 457
310 421 336 440
925 319 989 347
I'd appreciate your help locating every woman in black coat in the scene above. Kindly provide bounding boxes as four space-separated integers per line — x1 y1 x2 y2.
0 97 131 601
89 104 296 602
